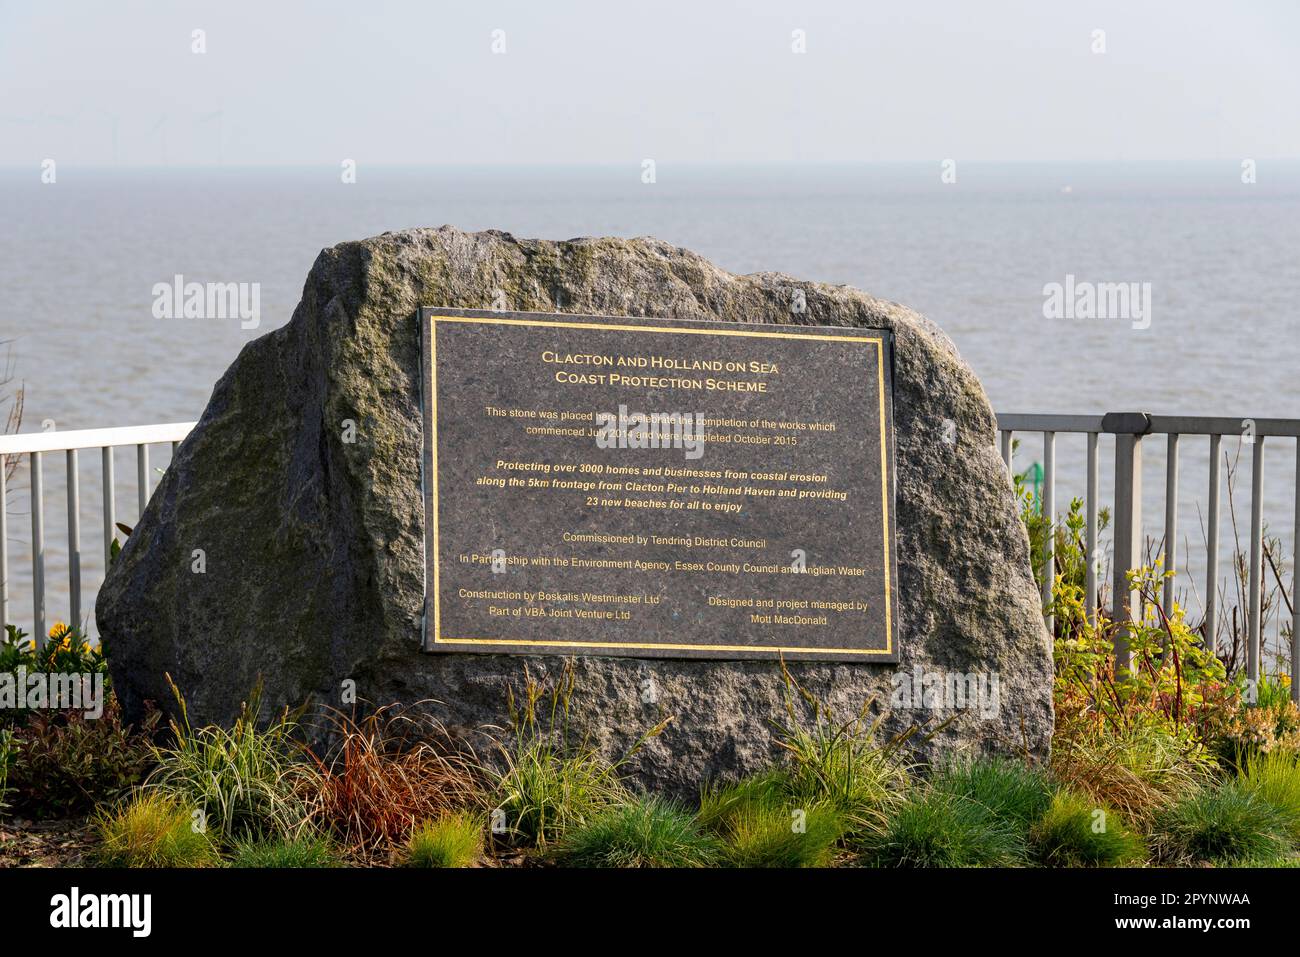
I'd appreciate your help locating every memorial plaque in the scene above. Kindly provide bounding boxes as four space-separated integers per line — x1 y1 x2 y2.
419 307 898 661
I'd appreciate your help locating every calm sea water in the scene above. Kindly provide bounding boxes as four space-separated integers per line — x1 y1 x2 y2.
2 162 1299 641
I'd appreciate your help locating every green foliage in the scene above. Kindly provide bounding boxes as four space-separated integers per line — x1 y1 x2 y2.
7 697 159 818
229 834 342 868
1029 790 1145 866
404 812 484 868
488 664 667 848
96 791 219 868
930 757 1054 830
1239 750 1300 843
556 796 721 868
146 676 313 846
699 775 844 867
866 790 1025 867
767 666 909 841
1150 780 1290 865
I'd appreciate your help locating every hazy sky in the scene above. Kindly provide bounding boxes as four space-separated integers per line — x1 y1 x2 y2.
1 0 1297 166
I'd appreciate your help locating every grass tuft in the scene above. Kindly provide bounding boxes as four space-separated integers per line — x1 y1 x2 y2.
404 812 484 868
1029 790 1145 866
147 677 312 846
96 791 218 868
1149 781 1291 865
931 757 1054 830
308 703 480 856
867 790 1025 867
228 833 342 868
1239 750 1300 843
488 664 667 848
556 796 721 868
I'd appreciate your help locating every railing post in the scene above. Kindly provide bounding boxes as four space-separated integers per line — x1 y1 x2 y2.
103 446 115 570
1106 413 1151 673
1042 431 1056 633
1206 434 1222 653
999 430 1012 478
1163 433 1180 614
30 451 45 648
1085 432 1099 622
1248 436 1265 683
67 448 81 629
1293 438 1300 703
137 443 150 517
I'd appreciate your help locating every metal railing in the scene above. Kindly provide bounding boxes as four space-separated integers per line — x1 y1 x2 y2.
1 413 1297 693
0 422 195 648
998 412 1300 696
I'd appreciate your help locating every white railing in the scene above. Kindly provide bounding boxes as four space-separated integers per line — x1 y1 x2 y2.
0 422 195 648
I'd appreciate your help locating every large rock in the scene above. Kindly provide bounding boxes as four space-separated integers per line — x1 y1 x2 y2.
97 227 1052 792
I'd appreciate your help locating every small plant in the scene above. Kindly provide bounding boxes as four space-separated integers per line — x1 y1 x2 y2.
931 757 1054 831
699 775 843 867
308 703 480 855
229 833 342 868
7 696 159 818
404 812 484 868
556 796 721 868
1149 780 1290 865
488 664 667 848
867 790 1025 867
1238 750 1300 843
147 676 313 845
719 799 843 868
96 791 218 868
1029 790 1145 866
768 664 910 842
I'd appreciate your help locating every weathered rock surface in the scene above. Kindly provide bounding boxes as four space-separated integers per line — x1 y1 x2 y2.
98 226 1052 792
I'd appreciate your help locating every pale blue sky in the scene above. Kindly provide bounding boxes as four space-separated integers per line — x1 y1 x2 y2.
1 0 1297 166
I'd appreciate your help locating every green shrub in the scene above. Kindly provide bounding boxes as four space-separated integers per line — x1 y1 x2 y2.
1237 750 1300 843
1150 781 1290 865
229 834 342 868
720 801 843 868
557 796 721 868
769 675 909 843
867 791 1025 867
96 791 218 868
1029 790 1145 866
699 776 843 867
146 677 313 845
931 757 1054 830
489 665 666 847
405 812 484 868
7 697 159 817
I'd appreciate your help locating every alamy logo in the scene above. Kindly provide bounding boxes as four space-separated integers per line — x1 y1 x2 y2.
50 887 151 937
595 404 705 460
0 667 103 718
1042 274 1152 330
152 274 260 329
890 665 1001 719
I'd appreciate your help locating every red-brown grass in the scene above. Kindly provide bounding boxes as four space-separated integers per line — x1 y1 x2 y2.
303 703 481 858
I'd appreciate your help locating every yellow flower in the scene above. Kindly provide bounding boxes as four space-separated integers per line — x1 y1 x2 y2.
48 620 69 640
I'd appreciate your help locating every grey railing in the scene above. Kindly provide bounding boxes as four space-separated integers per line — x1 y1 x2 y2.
998 412 1300 696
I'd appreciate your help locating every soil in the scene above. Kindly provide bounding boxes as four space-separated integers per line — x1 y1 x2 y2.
0 815 96 867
